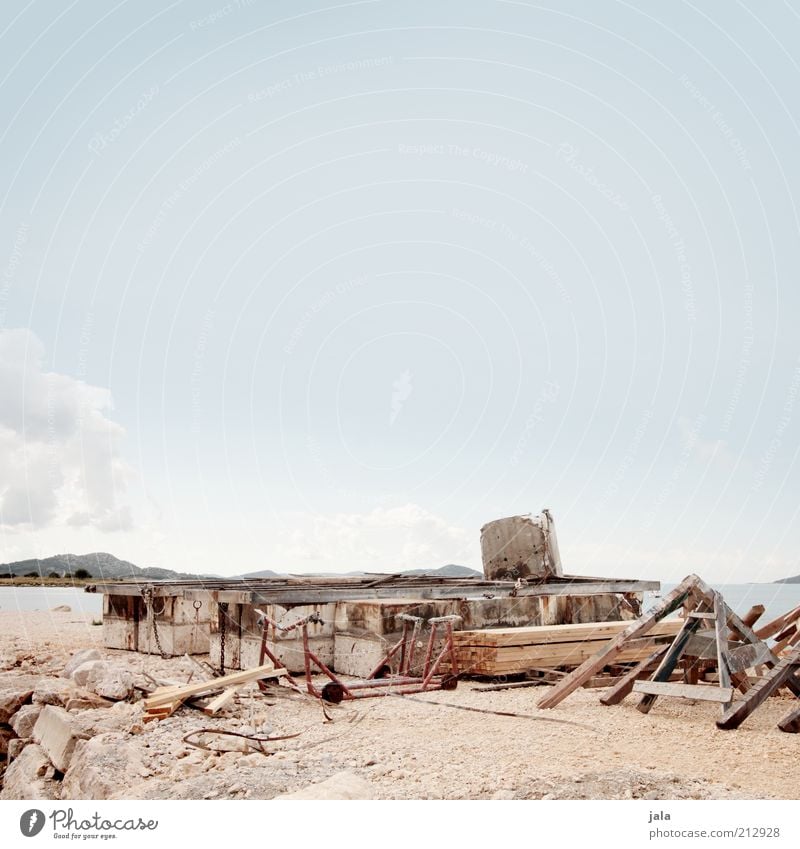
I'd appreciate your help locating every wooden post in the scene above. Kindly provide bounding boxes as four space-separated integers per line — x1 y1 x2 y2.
599 645 669 706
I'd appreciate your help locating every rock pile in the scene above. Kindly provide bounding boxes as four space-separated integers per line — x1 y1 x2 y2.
0 649 138 800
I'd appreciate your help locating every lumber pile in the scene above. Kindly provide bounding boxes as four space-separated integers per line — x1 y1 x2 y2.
450 619 683 675
142 663 288 722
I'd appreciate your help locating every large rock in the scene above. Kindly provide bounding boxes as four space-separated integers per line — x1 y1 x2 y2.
61 734 149 800
64 648 102 678
0 724 16 756
70 660 109 688
0 687 34 722
0 743 60 800
32 677 79 707
273 771 375 800
10 704 42 738
33 705 88 772
83 666 133 701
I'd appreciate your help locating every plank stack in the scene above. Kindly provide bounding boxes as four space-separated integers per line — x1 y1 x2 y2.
450 619 683 676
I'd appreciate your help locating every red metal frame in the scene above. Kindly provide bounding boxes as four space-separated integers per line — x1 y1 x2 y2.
256 609 460 702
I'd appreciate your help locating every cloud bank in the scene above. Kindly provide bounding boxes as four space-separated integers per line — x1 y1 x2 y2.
0 328 132 531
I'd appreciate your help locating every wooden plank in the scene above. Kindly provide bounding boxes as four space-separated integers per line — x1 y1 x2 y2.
687 612 715 620
717 646 800 730
726 641 774 675
729 604 765 641
777 703 800 733
637 611 703 714
538 574 700 709
202 686 240 716
684 631 722 660
714 591 733 713
755 604 800 640
600 645 669 706
143 664 286 708
633 680 735 702
453 619 681 649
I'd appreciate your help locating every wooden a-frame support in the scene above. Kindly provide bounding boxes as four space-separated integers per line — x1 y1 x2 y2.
538 574 794 720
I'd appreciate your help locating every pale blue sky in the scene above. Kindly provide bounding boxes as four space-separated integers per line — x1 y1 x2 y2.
1 0 799 581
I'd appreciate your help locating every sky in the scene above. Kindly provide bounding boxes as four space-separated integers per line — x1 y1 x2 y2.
1 0 799 582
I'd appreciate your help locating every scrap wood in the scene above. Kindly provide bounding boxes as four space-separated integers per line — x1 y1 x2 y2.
729 604 765 641
777 703 800 734
755 604 800 641
143 663 287 709
538 574 702 708
202 686 241 716
717 646 800 730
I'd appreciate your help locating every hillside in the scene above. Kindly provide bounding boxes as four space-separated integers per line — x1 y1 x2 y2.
775 574 800 584
0 554 482 582
0 552 212 582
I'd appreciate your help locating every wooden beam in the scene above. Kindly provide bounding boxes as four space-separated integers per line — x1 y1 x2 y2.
729 604 765 641
537 574 700 709
714 591 733 713
717 647 800 730
777 703 800 733
600 645 669 706
202 686 240 715
143 664 286 709
637 613 703 714
633 680 735 702
726 641 774 675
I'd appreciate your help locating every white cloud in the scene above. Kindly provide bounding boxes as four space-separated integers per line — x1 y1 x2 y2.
0 328 133 531
272 504 477 572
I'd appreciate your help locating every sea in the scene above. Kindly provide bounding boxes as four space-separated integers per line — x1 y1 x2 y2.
0 586 103 615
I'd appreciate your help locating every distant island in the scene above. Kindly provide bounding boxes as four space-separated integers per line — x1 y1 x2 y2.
775 574 800 584
0 552 482 584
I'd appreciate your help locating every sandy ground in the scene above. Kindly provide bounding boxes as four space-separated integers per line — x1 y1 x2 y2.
1 610 798 800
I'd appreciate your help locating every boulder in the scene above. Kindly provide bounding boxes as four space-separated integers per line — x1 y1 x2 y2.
63 648 102 677
65 695 113 712
0 743 60 800
88 667 133 701
7 737 28 759
61 734 150 800
10 704 42 738
273 771 375 800
0 724 16 755
70 660 109 688
0 687 33 722
32 677 79 707
33 705 88 772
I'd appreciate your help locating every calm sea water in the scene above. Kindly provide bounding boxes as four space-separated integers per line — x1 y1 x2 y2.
0 586 103 614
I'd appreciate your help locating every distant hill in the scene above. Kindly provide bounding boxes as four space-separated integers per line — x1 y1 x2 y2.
400 564 483 578
0 554 482 582
775 574 800 584
0 552 213 582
